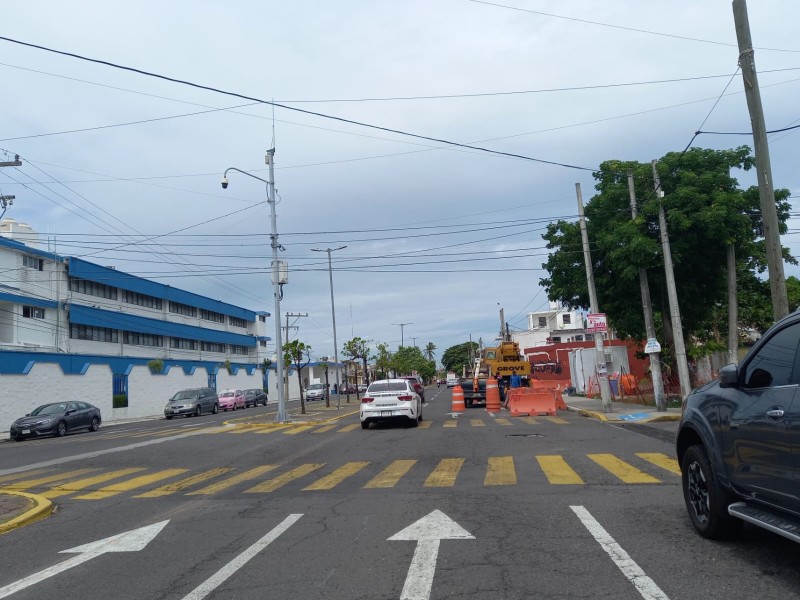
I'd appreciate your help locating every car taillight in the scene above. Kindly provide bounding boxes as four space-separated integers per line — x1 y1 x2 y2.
397 395 413 401
361 397 374 403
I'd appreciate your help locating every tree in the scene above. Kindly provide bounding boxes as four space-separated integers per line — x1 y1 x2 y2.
342 337 371 386
540 146 793 362
423 341 437 362
441 341 479 375
283 339 311 415
373 342 392 379
389 346 435 382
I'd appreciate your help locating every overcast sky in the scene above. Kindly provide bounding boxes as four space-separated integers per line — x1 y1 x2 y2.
2 1 799 364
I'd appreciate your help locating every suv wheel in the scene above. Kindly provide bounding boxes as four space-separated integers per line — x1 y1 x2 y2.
681 445 742 539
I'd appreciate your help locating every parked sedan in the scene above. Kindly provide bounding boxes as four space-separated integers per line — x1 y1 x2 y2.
164 387 218 419
360 379 422 429
218 389 246 411
244 389 268 407
10 401 102 441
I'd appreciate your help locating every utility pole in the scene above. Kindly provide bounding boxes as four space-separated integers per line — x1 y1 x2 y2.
392 322 413 349
652 161 692 400
733 0 788 321
311 246 346 410
576 183 612 412
0 154 22 167
627 170 666 411
0 155 21 220
411 337 417 348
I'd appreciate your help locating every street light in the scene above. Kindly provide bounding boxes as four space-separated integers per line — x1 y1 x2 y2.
311 246 346 409
221 152 288 422
392 322 413 348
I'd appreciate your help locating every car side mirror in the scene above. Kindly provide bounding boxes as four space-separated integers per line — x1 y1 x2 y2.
719 363 739 388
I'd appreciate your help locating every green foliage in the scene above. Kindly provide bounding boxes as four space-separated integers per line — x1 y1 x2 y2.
342 336 371 384
390 346 431 380
221 359 232 374
112 394 128 408
373 342 392 379
283 339 311 368
441 342 479 374
423 342 437 361
147 359 164 374
261 358 272 372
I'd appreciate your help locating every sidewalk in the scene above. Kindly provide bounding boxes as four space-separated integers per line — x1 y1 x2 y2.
563 395 682 423
0 490 54 535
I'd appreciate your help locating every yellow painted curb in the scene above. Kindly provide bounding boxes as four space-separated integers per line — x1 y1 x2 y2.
642 414 681 422
0 490 54 534
575 409 609 422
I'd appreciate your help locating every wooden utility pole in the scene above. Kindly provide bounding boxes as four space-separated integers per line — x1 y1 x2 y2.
627 170 665 411
652 161 692 400
576 183 612 413
733 0 788 321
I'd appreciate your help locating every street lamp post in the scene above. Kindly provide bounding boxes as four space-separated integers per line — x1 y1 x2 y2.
392 322 413 348
311 246 346 409
222 152 288 422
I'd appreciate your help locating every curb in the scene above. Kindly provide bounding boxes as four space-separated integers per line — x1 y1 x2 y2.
566 405 681 423
0 491 54 535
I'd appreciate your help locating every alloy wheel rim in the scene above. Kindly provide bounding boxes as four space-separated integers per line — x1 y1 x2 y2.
687 460 710 525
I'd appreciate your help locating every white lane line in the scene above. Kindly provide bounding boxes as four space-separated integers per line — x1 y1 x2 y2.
570 506 670 600
182 514 303 600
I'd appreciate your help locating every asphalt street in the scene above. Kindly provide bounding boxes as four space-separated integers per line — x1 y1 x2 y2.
0 388 798 599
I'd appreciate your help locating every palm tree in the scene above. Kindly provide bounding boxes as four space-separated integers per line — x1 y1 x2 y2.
423 342 437 362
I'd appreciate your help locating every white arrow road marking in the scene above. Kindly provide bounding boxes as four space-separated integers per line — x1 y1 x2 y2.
388 509 474 600
0 520 169 599
182 513 303 600
571 506 670 600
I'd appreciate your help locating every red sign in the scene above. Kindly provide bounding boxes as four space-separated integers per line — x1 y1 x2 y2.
586 313 607 333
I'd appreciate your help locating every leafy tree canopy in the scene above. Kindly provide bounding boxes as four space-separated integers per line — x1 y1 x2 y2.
441 341 479 374
391 346 435 381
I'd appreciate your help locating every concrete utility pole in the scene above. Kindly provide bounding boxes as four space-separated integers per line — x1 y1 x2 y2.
575 183 612 413
311 246 346 410
652 161 692 400
0 154 22 167
392 322 413 349
727 245 739 364
733 0 788 321
627 170 666 411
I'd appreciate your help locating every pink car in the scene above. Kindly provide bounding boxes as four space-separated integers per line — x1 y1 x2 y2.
218 389 246 411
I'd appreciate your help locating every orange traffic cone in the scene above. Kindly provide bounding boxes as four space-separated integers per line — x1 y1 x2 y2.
486 378 501 414
451 384 465 414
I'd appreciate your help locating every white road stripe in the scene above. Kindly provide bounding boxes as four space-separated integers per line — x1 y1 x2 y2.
570 505 670 600
181 514 303 600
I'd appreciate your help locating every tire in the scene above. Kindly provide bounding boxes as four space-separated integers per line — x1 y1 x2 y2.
55 421 67 437
12 436 23 442
195 405 202 417
212 403 219 414
361 421 369 430
465 399 473 409
681 445 743 539
166 416 173 420
89 417 100 432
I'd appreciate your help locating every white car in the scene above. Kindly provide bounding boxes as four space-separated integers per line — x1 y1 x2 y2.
360 379 422 430
305 383 327 401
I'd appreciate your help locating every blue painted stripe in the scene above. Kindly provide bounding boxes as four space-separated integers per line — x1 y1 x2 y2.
0 291 58 309
0 236 62 261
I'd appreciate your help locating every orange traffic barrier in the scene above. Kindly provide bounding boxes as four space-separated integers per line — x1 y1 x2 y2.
506 388 557 417
486 379 501 414
451 384 465 414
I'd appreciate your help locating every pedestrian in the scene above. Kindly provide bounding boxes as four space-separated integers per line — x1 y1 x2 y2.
510 370 522 389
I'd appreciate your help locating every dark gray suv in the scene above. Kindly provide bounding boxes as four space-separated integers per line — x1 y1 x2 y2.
677 310 800 543
165 388 218 419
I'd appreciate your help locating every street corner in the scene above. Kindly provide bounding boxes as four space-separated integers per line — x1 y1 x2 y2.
0 490 54 535
566 406 610 422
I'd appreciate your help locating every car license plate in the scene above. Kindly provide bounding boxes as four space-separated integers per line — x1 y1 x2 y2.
173 409 181 413
381 411 393 416
21 429 30 434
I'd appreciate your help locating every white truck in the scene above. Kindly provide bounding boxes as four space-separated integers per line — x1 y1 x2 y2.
446 372 459 388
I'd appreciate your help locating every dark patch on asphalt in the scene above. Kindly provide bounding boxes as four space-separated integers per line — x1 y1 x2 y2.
505 433 544 438
615 422 676 444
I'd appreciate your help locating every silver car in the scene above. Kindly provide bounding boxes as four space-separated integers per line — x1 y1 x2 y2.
360 379 422 430
305 383 327 401
165 388 219 419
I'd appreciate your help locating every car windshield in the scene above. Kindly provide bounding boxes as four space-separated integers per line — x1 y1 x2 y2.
367 382 408 393
308 384 325 390
170 391 198 401
30 403 68 416
219 391 235 397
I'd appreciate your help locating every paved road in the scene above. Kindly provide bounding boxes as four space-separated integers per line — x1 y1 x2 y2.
0 387 798 599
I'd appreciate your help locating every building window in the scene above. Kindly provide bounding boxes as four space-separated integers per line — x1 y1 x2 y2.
113 373 128 408
170 337 197 350
551 336 562 343
562 314 571 325
258 315 266 323
23 255 43 271
538 317 547 327
575 335 584 342
201 341 225 353
69 276 118 300
230 345 248 355
200 309 224 323
229 316 247 328
70 323 119 343
22 306 45 319
123 331 163 347
122 290 163 310
585 333 594 341
169 301 197 317
259 340 267 347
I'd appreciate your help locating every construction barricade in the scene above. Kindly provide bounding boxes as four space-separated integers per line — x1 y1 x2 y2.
451 384 465 414
505 388 557 417
485 379 502 414
528 379 569 410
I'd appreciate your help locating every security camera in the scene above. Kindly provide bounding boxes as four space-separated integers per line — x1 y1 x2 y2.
221 177 229 189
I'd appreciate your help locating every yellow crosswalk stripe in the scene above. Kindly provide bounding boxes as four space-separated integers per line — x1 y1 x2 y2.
588 454 661 483
636 453 681 476
485 456 516 486
229 424 268 434
537 455 584 485
494 418 512 426
284 425 317 435
545 416 569 424
520 417 539 425
424 458 464 487
364 460 417 489
303 462 370 490
443 420 458 428
254 425 292 434
246 464 326 493
3 468 98 490
130 427 185 438
338 424 360 433
313 425 337 434
470 419 485 427
135 468 234 497
187 465 278 495
42 468 148 499
0 469 51 484
418 421 432 429
74 469 189 500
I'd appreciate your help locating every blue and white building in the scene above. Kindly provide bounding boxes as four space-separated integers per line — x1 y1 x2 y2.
0 219 271 429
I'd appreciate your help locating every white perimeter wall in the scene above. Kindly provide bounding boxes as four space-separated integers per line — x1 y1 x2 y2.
0 362 264 433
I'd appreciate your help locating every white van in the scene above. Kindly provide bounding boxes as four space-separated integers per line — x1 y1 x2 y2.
446 373 459 388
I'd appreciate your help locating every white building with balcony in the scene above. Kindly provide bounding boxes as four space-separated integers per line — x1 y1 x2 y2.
511 301 589 349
